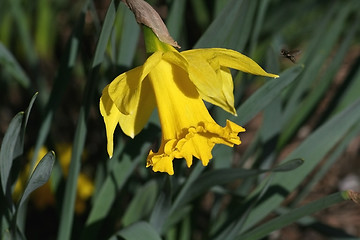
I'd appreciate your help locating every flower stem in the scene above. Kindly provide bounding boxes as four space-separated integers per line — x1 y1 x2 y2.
143 26 175 53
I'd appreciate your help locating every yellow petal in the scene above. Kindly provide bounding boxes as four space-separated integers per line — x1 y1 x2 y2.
162 50 188 71
108 51 163 115
184 48 279 78
182 51 236 115
147 150 175 175
100 86 121 157
218 67 236 115
118 78 156 138
100 83 156 157
148 60 204 137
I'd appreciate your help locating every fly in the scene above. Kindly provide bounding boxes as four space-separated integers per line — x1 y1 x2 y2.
281 49 301 63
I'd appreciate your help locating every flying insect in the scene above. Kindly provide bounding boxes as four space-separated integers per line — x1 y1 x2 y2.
281 49 301 63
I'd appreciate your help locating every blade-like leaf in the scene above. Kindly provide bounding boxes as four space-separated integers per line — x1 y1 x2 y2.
150 177 173 234
233 65 303 125
238 191 353 240
0 43 30 88
278 13 359 148
92 0 117 68
291 121 360 206
195 0 249 49
18 151 55 208
172 159 303 212
30 3 86 170
57 1 120 240
214 175 275 240
116 4 140 67
0 113 23 197
162 205 193 234
168 162 205 217
249 0 271 56
282 2 353 124
240 97 360 233
8 0 37 64
81 143 149 240
14 93 38 160
116 221 161 240
122 180 158 227
272 158 304 172
332 60 360 115
166 0 187 41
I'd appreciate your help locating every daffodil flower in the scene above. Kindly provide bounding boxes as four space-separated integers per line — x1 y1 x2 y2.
100 28 278 175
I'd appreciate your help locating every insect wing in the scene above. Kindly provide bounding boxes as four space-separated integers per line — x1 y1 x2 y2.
288 50 301 56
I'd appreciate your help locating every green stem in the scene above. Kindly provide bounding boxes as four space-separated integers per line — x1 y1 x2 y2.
143 26 174 53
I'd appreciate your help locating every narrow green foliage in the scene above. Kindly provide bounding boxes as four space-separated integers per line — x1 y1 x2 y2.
241 98 360 233
0 113 23 199
18 151 55 208
238 191 353 240
116 221 162 240
122 180 158 226
233 65 303 125
0 43 30 88
57 1 120 239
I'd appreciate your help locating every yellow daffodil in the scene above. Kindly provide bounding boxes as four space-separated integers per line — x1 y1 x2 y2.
100 28 278 175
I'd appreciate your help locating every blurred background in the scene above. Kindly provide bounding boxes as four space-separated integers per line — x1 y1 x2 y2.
1 0 360 239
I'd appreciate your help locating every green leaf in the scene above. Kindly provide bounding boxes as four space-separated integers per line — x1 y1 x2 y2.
240 97 360 233
282 2 354 124
168 162 205 218
249 0 271 56
122 180 158 227
178 215 191 240
0 113 23 197
166 0 187 41
0 93 37 199
14 93 38 161
189 0 210 30
57 1 118 240
291 121 360 206
116 221 162 240
34 0 55 58
278 12 359 148
162 205 192 234
81 143 149 240
18 151 55 208
232 65 303 125
214 175 275 240
30 3 86 169
150 176 173 233
92 0 117 68
57 1 120 240
116 5 140 67
0 94 36 240
238 191 352 240
172 159 303 212
195 0 253 50
332 61 360 115
0 43 30 88
271 159 304 172
8 0 37 64
1 225 26 240
212 144 233 169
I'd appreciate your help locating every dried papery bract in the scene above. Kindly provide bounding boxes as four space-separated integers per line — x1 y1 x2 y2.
121 0 180 48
